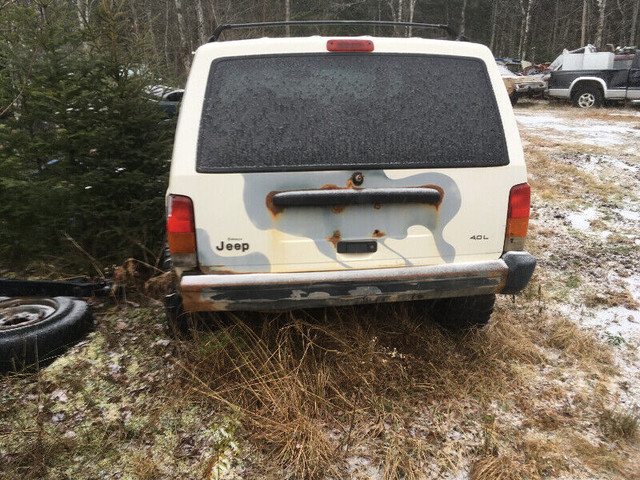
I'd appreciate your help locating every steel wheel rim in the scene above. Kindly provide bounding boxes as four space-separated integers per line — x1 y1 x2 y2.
578 93 595 108
0 298 58 329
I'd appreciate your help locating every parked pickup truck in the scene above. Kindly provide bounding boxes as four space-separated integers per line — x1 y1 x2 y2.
548 50 640 108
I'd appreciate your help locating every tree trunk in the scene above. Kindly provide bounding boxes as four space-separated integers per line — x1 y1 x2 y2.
387 0 402 35
164 0 171 71
551 0 559 53
595 0 607 48
210 0 218 28
196 0 206 45
174 0 191 70
408 0 416 36
489 0 499 51
521 0 535 59
631 0 639 45
518 0 526 57
76 0 90 27
285 0 290 36
459 0 468 38
581 0 588 46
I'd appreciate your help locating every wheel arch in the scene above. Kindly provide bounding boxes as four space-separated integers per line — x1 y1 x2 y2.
569 77 607 98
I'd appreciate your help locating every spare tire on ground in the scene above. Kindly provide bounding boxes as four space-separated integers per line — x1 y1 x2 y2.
0 297 92 373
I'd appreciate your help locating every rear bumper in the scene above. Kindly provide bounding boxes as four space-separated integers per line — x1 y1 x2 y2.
179 251 536 312
180 252 536 312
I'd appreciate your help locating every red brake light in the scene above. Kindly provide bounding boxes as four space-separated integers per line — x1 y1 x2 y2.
508 183 531 219
167 195 196 255
167 195 194 233
327 39 374 52
505 183 531 250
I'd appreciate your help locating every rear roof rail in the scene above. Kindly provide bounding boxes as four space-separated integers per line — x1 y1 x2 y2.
207 20 459 43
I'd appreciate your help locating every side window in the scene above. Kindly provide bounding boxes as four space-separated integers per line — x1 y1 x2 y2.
165 91 183 102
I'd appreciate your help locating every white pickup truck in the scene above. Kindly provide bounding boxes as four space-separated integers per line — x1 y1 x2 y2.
165 21 536 330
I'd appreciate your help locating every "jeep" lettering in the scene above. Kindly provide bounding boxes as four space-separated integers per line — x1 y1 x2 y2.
216 241 250 252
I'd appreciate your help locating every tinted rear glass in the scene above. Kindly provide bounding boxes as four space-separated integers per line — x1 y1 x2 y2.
197 53 509 172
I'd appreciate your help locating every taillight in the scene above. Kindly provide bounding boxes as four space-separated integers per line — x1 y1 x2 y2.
327 39 374 52
504 183 530 251
167 195 197 267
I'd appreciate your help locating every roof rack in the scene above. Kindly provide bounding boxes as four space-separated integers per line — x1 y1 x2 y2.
208 20 458 43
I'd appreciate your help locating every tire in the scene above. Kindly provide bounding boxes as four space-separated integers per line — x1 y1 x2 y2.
0 297 92 373
509 91 519 106
161 246 197 337
572 85 603 109
428 294 495 331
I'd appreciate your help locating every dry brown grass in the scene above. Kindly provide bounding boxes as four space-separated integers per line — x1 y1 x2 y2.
173 299 632 479
570 434 631 476
542 315 613 366
585 289 640 309
524 144 625 204
470 454 533 480
599 409 639 441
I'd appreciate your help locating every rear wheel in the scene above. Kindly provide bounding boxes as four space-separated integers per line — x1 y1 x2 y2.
428 294 495 331
572 85 603 109
162 247 218 337
509 91 519 105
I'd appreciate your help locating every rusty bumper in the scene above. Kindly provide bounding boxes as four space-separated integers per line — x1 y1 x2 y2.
180 251 535 312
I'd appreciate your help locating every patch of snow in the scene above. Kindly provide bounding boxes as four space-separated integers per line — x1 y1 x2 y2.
572 154 639 175
610 111 640 117
566 207 598 230
577 275 640 340
615 208 640 222
346 456 382 480
515 112 640 149
50 389 68 403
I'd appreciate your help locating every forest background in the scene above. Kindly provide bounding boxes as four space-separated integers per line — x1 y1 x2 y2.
1 0 638 274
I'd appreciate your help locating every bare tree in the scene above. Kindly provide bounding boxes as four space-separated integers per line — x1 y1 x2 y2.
631 0 639 45
459 0 468 38
174 0 190 69
518 0 535 59
581 0 588 46
196 0 206 44
489 0 499 51
595 0 607 47
76 0 91 27
285 0 290 36
407 0 416 36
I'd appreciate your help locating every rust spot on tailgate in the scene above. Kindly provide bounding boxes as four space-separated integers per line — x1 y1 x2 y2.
266 191 284 217
420 184 444 209
372 229 386 238
326 230 342 248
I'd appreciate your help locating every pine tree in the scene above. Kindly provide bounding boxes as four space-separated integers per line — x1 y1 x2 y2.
0 0 173 272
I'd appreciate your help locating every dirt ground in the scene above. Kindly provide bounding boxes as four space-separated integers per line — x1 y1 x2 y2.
1 102 639 480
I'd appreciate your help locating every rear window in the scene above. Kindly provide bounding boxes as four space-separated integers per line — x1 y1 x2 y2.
197 53 509 173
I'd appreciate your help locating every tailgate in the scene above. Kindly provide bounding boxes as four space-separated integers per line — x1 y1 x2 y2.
185 50 519 274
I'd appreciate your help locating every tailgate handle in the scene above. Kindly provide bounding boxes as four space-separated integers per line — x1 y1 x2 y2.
272 187 441 207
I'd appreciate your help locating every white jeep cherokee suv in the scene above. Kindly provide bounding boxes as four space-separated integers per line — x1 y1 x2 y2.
165 21 535 330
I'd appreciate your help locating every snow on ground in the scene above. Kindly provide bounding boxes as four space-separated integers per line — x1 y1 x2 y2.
566 207 598 231
557 274 640 341
517 104 640 421
515 109 640 152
